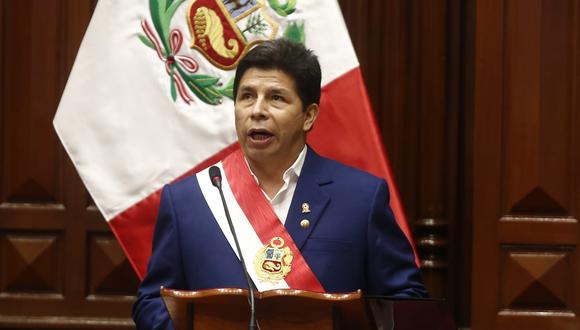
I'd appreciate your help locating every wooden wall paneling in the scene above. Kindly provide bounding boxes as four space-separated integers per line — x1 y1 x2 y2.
472 0 504 327
338 0 420 258
473 0 580 328
337 0 419 250
442 0 466 324
339 0 416 242
456 0 475 326
1 233 63 295
379 0 419 228
87 234 139 298
497 1 579 328
0 0 138 328
337 3 467 326
413 0 452 300
1 0 68 320
338 0 462 309
0 0 4 224
1 0 62 207
61 0 85 307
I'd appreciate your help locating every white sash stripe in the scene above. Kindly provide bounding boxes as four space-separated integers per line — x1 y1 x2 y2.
197 163 290 292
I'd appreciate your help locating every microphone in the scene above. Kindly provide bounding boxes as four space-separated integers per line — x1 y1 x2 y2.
209 166 258 330
209 166 222 188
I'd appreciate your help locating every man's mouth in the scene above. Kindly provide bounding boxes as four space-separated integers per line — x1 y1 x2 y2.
247 129 274 148
248 129 274 141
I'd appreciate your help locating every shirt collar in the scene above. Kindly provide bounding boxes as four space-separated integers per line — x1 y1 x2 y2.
284 144 307 180
246 145 308 185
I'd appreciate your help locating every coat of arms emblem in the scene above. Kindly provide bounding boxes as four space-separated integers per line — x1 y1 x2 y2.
254 237 293 282
139 0 303 105
187 0 278 69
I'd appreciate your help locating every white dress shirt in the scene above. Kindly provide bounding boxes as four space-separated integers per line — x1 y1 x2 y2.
247 145 307 225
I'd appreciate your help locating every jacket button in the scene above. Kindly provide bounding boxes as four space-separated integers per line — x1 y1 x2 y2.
300 219 310 228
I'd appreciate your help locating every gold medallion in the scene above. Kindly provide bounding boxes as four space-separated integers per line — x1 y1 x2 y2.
301 202 311 213
254 237 293 283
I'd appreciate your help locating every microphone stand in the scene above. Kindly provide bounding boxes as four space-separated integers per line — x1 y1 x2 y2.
210 166 258 330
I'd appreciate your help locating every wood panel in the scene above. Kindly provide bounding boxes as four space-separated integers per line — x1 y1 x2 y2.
0 1 138 328
337 0 464 323
1 1 62 207
1 233 63 294
472 0 580 328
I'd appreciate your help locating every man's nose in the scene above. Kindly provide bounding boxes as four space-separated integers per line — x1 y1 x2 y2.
250 96 268 119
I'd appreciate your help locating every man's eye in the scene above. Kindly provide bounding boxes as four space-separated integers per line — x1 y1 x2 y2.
240 93 252 100
272 95 284 101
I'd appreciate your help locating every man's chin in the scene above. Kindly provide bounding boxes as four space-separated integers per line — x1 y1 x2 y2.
241 147 275 164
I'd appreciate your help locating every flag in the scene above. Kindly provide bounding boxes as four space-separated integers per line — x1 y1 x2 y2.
54 0 419 280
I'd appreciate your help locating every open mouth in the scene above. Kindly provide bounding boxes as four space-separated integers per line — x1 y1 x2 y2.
247 129 274 148
248 129 274 141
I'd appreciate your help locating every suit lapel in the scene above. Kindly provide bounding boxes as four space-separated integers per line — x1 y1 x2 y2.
285 148 332 250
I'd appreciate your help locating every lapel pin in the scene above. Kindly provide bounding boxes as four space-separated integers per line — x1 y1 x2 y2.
300 219 310 229
301 202 311 214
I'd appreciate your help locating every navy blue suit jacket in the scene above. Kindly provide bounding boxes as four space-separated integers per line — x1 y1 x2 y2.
133 148 427 329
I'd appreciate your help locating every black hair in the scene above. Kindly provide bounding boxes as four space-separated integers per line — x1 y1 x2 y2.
233 38 321 111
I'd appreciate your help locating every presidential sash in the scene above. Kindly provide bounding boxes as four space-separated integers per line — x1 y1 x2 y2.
197 149 325 292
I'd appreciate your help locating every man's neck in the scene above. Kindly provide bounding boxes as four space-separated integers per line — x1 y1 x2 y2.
246 145 306 198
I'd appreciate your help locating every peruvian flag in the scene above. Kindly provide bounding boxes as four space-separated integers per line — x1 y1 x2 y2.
54 0 419 280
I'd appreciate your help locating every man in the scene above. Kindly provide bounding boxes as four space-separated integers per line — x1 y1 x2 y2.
133 39 427 329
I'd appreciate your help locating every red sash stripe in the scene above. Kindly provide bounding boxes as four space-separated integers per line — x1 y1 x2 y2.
222 149 325 292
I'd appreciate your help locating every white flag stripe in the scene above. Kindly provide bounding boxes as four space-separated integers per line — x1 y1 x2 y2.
301 0 359 85
54 0 359 221
197 164 290 292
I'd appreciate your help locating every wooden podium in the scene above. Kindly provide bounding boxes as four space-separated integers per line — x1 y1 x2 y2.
161 287 375 330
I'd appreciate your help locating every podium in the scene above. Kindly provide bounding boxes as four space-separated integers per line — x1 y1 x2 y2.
161 287 456 330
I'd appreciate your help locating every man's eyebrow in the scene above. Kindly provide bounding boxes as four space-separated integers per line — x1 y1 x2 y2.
269 87 291 94
238 85 255 92
237 84 291 94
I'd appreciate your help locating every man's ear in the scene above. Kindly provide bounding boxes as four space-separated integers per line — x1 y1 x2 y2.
303 103 319 132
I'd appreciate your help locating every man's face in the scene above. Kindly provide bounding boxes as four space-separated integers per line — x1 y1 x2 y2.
234 68 318 166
